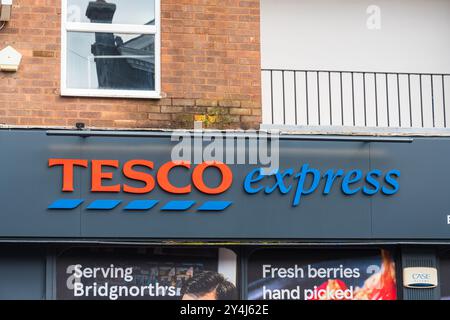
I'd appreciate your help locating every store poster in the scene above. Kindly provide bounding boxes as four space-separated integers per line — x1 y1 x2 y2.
247 249 397 300
56 247 237 300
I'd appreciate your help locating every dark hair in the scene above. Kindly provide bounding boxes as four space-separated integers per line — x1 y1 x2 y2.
182 271 238 300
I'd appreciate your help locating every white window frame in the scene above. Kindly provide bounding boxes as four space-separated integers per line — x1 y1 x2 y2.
60 0 161 99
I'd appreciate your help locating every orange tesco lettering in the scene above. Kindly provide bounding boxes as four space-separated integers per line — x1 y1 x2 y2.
48 159 233 195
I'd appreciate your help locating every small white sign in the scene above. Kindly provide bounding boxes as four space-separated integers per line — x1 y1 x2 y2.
0 46 22 72
403 267 438 289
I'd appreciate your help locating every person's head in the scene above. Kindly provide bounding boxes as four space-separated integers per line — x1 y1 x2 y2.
181 271 238 300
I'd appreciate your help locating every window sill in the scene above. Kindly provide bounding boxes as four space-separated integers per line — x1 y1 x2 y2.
60 88 162 100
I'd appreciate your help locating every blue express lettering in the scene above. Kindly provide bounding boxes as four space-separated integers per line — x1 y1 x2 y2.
244 164 400 206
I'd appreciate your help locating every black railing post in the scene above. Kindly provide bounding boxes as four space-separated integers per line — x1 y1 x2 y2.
294 71 298 125
270 70 274 124
351 72 355 126
419 74 424 127
408 74 412 127
340 71 344 126
282 70 286 125
363 72 367 127
397 73 402 127
431 75 435 128
375 73 379 127
305 71 309 126
328 71 332 126
443 75 447 128
317 71 321 126
385 73 390 127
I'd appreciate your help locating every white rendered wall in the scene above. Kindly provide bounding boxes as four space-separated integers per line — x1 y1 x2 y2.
261 0 450 73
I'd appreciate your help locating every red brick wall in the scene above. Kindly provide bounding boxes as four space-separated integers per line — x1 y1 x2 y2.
0 0 261 129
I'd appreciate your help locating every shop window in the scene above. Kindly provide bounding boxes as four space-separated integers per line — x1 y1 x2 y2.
247 248 398 300
61 0 161 98
55 247 238 300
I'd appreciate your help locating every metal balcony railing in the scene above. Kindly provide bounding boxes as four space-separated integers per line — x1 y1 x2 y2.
261 69 450 133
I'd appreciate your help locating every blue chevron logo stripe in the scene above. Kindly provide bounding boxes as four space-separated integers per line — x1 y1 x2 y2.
124 200 159 211
197 201 232 211
48 199 231 212
48 199 84 210
87 200 122 210
161 200 196 211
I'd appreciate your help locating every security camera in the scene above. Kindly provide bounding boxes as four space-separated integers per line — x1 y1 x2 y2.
75 122 86 130
0 0 12 22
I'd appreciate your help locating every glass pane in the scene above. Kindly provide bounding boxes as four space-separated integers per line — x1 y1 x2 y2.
67 31 155 91
56 247 218 300
67 0 155 25
247 249 397 300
